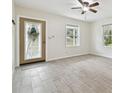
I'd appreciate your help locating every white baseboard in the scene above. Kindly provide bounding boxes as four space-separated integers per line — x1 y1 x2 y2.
15 52 111 67
90 52 112 59
46 53 89 62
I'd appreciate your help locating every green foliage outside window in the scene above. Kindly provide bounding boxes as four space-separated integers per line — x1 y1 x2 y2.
103 25 112 47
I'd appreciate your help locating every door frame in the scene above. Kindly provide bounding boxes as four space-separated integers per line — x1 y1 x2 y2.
19 17 46 64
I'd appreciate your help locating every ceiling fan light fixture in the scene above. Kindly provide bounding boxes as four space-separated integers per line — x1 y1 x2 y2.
83 6 89 11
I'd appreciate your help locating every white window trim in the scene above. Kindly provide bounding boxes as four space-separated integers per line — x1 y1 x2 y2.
66 24 80 48
102 24 112 47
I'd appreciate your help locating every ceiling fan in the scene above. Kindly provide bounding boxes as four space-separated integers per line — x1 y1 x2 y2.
71 0 99 14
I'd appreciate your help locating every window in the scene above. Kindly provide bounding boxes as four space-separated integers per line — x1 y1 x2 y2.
66 25 80 47
103 24 112 47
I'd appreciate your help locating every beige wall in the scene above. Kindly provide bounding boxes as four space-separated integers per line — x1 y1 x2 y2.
15 6 91 66
90 18 112 58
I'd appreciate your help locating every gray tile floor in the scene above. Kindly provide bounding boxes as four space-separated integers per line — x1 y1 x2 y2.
13 55 112 93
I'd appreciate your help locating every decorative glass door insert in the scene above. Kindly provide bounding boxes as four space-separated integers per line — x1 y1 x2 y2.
24 21 42 60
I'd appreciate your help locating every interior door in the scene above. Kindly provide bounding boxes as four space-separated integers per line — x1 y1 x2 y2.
20 17 46 64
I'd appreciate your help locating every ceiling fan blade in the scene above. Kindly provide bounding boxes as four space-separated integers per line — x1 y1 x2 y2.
89 8 97 13
78 0 84 5
83 2 89 6
71 7 82 9
81 11 86 14
89 2 99 7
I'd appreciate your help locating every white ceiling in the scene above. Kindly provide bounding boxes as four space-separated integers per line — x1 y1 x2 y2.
15 0 112 22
